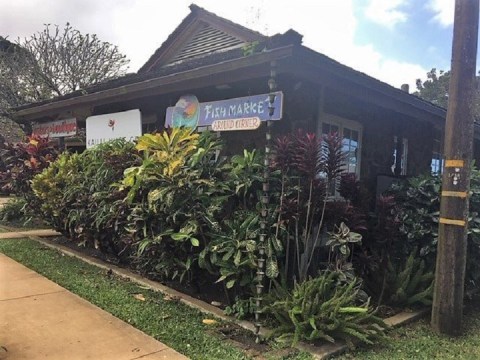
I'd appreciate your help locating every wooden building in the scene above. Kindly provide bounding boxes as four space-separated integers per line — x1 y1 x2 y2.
13 4 462 196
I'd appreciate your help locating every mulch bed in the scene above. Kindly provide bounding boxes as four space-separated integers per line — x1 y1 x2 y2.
48 235 230 307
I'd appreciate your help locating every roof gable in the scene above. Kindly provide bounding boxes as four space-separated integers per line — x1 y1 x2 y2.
138 4 266 73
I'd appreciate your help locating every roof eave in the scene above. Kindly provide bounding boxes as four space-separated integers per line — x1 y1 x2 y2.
13 45 295 122
293 46 446 119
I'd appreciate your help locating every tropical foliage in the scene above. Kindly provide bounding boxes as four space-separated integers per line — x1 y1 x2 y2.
0 135 58 198
14 127 477 347
32 139 139 258
386 170 480 293
264 271 387 347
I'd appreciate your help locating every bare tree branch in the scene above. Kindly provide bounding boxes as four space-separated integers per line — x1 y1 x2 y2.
0 23 129 114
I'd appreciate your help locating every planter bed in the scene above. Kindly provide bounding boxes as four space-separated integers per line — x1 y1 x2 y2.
29 234 430 360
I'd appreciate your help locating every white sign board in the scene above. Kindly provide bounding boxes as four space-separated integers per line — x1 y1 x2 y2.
32 118 77 138
86 109 142 148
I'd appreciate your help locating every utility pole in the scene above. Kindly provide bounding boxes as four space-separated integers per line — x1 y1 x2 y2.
432 0 479 335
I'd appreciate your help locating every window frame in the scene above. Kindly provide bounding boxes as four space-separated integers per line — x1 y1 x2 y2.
318 114 363 179
431 128 444 175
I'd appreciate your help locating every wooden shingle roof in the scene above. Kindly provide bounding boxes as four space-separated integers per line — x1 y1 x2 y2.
138 4 266 72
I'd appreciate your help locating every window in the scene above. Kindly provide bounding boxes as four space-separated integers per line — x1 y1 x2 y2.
319 116 362 178
391 136 408 176
431 130 443 175
342 127 360 175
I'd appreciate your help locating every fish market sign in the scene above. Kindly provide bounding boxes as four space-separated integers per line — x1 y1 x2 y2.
32 118 77 138
165 92 283 130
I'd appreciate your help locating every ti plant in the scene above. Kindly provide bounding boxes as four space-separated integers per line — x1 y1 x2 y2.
0 135 58 201
271 130 347 283
264 270 387 348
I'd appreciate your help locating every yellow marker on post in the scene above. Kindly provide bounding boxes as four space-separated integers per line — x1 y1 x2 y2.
441 191 468 198
445 159 464 168
439 218 466 227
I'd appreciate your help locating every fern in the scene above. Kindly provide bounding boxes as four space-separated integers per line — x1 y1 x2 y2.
264 271 387 347
386 249 434 307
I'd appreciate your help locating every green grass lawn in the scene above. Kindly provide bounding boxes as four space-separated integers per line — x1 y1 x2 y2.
5 238 480 360
337 303 480 359
0 238 311 360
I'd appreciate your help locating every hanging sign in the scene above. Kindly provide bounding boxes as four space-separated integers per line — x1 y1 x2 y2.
168 95 200 129
211 117 261 131
86 109 142 148
32 118 77 138
165 92 283 130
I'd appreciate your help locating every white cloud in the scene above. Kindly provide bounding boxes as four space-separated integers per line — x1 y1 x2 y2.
324 41 426 91
364 0 409 28
371 58 427 91
199 0 424 89
427 0 455 27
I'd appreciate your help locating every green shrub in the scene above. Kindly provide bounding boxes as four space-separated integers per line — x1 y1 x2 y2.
224 296 256 319
32 139 139 258
200 210 259 295
32 152 82 230
121 129 228 281
264 271 387 348
63 140 139 255
387 170 480 292
366 248 434 308
389 175 441 260
386 249 434 307
0 198 27 223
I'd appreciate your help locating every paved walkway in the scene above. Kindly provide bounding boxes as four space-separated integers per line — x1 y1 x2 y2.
0 197 12 207
0 253 188 360
0 229 61 239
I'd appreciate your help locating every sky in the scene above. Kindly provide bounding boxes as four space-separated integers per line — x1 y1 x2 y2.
0 0 463 91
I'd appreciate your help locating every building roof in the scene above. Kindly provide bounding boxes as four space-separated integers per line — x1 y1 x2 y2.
12 4 446 122
0 37 13 52
139 4 267 72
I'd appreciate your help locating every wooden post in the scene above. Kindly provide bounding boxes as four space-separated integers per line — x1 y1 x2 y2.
432 0 479 335
58 137 66 151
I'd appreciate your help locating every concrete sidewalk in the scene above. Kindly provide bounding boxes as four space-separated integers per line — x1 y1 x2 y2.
0 229 61 239
0 253 188 360
0 198 12 207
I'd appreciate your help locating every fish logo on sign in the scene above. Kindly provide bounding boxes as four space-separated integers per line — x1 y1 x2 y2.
172 95 199 129
108 119 116 131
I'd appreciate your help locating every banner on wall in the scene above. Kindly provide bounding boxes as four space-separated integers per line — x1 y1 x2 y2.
32 118 77 138
86 109 142 148
165 92 283 130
